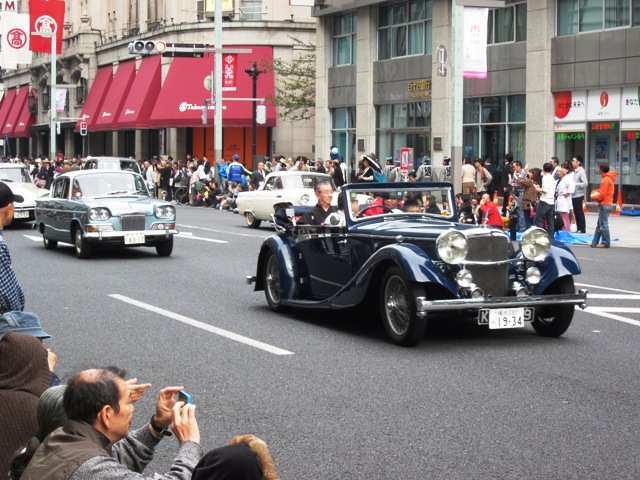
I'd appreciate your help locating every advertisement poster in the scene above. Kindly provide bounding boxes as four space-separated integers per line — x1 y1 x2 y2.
622 141 630 175
595 137 608 174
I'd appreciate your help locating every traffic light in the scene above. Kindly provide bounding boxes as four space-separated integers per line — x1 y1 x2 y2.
80 122 88 136
256 105 266 125
128 40 166 55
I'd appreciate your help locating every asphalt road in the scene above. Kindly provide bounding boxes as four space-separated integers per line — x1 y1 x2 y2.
6 208 640 480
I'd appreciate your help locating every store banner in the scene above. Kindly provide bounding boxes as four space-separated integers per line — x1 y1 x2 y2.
29 0 65 54
587 88 620 121
222 54 237 91
0 12 32 68
554 90 587 122
462 7 488 79
55 88 66 113
621 86 640 119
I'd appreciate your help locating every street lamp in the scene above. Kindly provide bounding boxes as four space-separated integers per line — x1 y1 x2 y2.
31 31 57 161
244 62 266 164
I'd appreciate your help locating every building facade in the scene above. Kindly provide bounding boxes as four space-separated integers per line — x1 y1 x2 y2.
314 0 640 204
0 0 316 169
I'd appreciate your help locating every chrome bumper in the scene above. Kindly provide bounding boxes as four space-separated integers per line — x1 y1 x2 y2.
416 289 588 316
84 229 179 240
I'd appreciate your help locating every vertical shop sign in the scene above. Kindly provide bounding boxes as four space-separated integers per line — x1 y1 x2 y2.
222 54 237 91
462 7 488 79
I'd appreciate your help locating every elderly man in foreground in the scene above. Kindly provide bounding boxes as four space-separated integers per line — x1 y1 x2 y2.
22 367 202 480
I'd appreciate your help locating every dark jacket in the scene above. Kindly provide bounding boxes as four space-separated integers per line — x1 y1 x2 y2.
0 332 51 475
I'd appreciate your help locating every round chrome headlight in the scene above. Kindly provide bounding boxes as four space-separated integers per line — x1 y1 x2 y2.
155 206 176 218
300 193 310 205
88 207 111 221
521 227 551 262
455 269 473 288
526 267 541 285
436 230 468 264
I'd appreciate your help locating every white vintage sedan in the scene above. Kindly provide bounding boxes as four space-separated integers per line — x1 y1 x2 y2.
0 163 49 223
236 171 338 228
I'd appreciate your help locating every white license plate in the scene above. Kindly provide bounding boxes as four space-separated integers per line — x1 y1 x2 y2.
488 307 525 329
124 233 145 245
14 211 29 219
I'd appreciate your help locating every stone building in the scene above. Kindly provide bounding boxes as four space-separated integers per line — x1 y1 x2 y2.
0 0 316 168
313 0 640 203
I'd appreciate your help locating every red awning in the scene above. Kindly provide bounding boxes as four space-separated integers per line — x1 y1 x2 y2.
12 88 36 137
0 89 17 135
93 61 136 131
4 87 28 136
75 66 113 131
116 56 162 130
148 46 276 128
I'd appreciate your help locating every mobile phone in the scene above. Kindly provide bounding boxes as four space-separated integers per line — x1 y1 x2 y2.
177 390 192 404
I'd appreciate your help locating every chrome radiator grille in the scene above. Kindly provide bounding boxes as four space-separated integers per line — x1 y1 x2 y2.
121 215 145 231
465 233 510 297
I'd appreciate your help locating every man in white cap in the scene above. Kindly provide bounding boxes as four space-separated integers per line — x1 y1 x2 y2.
0 182 25 314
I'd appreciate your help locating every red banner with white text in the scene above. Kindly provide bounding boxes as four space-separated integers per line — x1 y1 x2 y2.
29 0 65 54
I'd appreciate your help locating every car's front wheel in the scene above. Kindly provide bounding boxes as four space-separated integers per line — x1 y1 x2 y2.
531 276 575 337
263 250 288 312
380 266 427 346
245 211 262 228
156 238 174 257
43 234 57 250
74 227 92 259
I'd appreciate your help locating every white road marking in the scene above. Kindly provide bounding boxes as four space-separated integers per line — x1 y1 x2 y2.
24 234 42 242
178 223 267 238
583 307 640 327
577 283 640 295
587 294 640 300
175 232 227 244
109 294 294 356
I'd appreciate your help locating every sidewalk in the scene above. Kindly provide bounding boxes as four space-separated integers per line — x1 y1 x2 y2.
577 211 640 249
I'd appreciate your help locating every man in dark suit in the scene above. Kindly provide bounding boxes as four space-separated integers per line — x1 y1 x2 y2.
249 161 267 190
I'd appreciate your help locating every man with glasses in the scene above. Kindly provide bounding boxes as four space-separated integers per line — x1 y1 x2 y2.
300 180 338 225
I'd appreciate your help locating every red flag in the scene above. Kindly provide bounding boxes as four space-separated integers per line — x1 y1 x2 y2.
29 0 65 54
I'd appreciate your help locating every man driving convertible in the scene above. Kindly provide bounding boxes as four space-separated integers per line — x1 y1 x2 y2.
299 180 338 226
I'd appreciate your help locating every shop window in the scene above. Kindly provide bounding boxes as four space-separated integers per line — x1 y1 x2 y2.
331 107 356 179
463 95 525 164
376 101 432 165
332 12 357 66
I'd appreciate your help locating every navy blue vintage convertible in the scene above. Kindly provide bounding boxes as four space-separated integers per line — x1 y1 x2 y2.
247 182 587 346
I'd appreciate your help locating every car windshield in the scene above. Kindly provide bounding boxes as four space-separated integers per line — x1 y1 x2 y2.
281 174 336 190
345 185 455 222
0 167 30 183
75 173 148 198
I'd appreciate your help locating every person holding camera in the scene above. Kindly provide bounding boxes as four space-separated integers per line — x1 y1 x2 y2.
21 367 202 480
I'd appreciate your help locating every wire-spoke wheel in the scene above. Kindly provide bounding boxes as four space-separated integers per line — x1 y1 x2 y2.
380 266 427 346
263 251 288 312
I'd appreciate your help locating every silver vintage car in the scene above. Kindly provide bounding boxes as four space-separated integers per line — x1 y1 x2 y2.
35 170 177 258
0 163 49 223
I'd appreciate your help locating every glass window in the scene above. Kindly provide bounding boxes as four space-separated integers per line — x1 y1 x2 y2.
463 96 525 163
333 12 357 66
481 97 506 123
605 0 630 27
376 101 432 166
487 2 526 44
494 7 514 43
378 0 432 60
463 98 480 124
331 107 356 180
558 0 633 35
508 95 526 122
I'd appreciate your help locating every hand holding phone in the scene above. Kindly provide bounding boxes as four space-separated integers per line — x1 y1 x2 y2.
177 390 192 404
